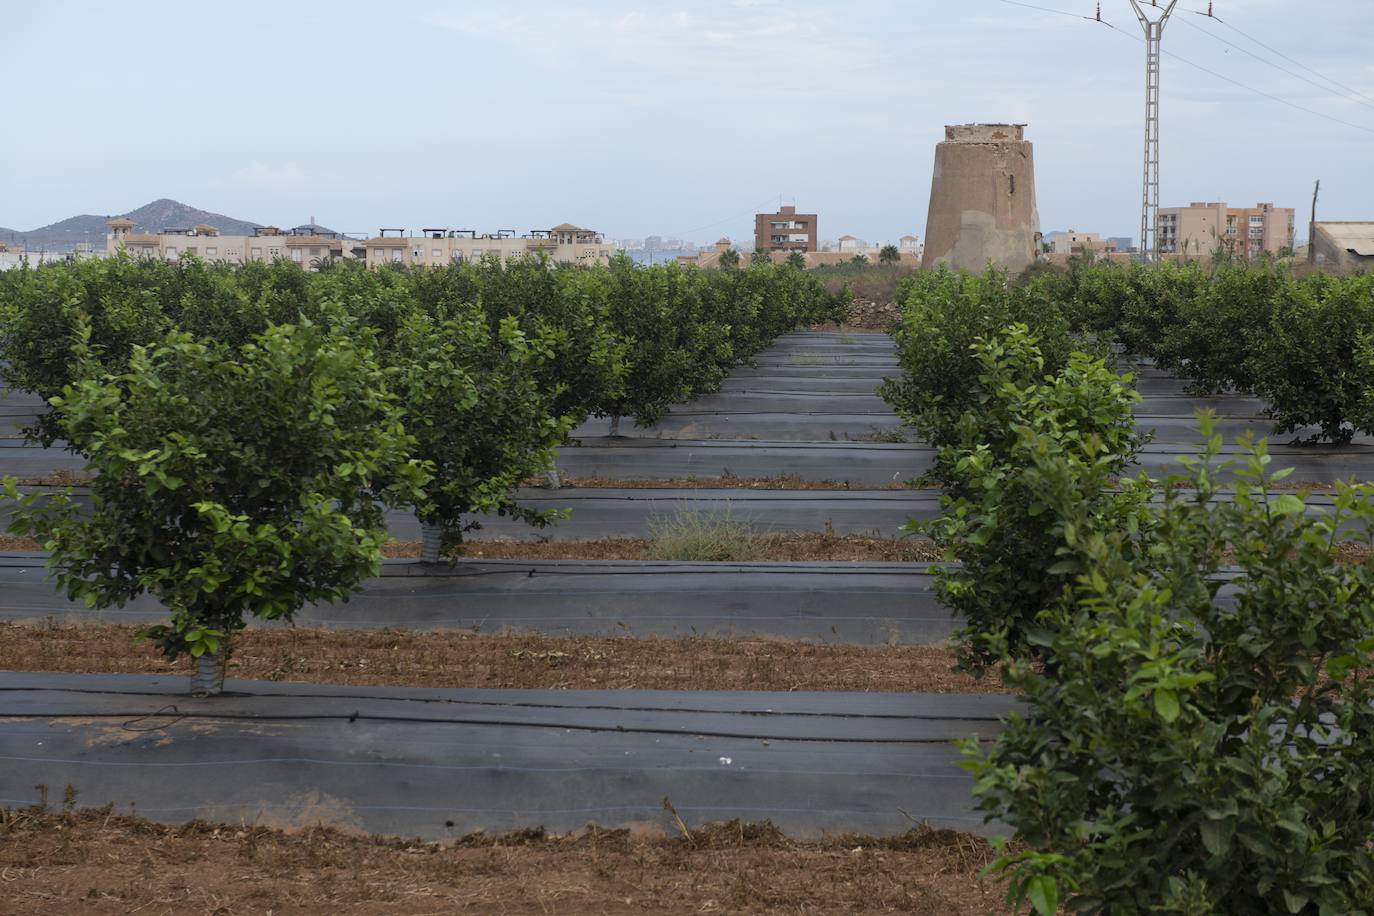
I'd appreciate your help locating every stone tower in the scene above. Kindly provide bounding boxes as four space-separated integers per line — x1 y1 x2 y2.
921 123 1040 274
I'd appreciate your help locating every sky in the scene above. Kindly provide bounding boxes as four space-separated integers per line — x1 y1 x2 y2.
2 0 1372 245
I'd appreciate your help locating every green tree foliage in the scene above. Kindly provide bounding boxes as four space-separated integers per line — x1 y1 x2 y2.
963 417 1374 914
386 305 569 553
879 266 1075 460
920 326 1148 674
716 247 740 270
878 244 900 265
0 253 177 444
2 321 428 675
786 250 807 270
1249 271 1374 444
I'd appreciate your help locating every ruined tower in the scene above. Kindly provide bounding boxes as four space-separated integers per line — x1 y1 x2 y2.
921 123 1040 274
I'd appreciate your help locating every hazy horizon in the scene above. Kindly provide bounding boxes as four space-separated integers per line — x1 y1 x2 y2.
3 0 1371 245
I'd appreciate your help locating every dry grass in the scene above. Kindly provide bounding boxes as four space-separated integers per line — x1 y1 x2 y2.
531 474 924 490
0 622 998 694
0 806 1007 915
382 532 943 563
13 469 89 487
0 534 40 550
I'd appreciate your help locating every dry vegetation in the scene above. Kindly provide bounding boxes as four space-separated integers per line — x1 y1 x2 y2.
380 531 941 563
0 806 1007 915
0 622 997 694
525 474 923 490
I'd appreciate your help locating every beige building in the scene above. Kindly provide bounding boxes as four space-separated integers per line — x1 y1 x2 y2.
1044 230 1117 257
362 223 614 269
1311 222 1374 273
1157 202 1295 259
106 219 352 269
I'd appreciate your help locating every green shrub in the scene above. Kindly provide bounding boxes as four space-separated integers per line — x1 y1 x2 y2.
2 321 428 686
879 266 1075 458
963 417 1374 914
1249 272 1374 444
919 325 1149 674
386 304 570 553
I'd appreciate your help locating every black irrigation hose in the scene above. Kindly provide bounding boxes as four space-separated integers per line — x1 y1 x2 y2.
0 685 1010 723
6 710 1000 744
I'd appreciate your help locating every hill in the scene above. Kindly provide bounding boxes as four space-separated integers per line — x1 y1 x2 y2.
1 199 262 252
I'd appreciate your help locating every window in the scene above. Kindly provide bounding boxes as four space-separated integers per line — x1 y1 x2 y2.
291 249 303 262
473 249 484 259
310 247 321 256
251 247 263 258
206 247 218 257
165 246 177 259
432 249 442 258
267 247 281 258
391 250 402 262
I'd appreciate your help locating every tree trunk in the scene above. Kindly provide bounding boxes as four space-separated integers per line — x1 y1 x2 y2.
609 415 622 437
420 519 445 564
191 649 226 697
544 461 562 490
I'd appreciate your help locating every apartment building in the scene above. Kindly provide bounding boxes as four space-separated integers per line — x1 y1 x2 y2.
106 219 353 268
754 205 817 253
1043 230 1117 257
1157 202 1295 259
362 223 614 269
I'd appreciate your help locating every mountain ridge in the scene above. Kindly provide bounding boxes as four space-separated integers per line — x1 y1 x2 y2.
1 199 263 251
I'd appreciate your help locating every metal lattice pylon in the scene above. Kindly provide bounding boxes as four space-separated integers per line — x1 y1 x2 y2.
1130 0 1179 260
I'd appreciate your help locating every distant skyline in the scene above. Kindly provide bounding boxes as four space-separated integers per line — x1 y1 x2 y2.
3 0 1371 244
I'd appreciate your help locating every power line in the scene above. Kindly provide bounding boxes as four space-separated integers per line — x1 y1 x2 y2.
992 0 1096 20
1203 12 1374 111
984 0 1374 137
1176 14 1374 114
1095 17 1374 137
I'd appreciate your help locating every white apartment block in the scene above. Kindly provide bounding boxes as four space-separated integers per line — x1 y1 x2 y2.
363 223 615 269
106 220 355 269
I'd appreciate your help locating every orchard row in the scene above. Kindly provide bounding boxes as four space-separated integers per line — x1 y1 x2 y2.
0 253 848 660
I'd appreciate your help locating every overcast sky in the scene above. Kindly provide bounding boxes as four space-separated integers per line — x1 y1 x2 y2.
2 0 1371 244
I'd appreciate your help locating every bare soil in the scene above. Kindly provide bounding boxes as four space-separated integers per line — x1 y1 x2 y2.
382 533 942 563
0 806 1006 915
1 622 995 693
527 475 924 490
0 534 39 550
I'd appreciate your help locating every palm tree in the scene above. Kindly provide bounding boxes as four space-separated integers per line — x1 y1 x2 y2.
786 251 807 270
718 248 741 269
878 245 900 265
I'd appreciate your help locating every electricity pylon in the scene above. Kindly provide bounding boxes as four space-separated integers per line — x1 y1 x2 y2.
1130 0 1179 260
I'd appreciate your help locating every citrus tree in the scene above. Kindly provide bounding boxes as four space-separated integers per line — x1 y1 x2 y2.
2 321 428 695
964 419 1374 913
383 304 570 559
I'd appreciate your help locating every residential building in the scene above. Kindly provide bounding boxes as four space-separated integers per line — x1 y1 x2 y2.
362 223 615 269
106 219 354 269
1311 222 1374 272
1043 230 1117 257
1157 202 1295 259
0 241 24 271
755 205 817 253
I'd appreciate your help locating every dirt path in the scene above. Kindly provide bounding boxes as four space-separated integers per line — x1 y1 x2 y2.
0 807 1006 915
0 623 1000 693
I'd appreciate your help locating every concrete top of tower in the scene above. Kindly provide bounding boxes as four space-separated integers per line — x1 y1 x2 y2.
944 123 1027 142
